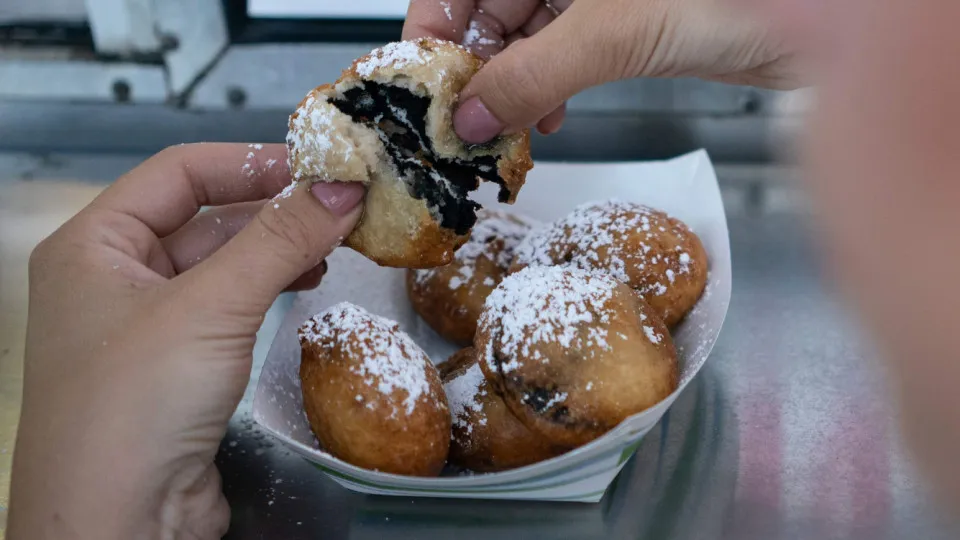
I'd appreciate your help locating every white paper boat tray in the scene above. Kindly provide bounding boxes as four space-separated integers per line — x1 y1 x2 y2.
253 150 732 503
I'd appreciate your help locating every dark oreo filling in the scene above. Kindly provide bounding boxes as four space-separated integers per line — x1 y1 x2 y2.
331 81 510 235
525 386 570 421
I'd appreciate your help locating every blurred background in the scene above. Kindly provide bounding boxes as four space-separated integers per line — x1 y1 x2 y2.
1 1 955 539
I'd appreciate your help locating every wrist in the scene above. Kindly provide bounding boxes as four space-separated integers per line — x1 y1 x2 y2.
10 442 227 540
9 392 228 540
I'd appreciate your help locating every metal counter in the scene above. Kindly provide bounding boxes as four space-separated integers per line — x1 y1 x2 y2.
216 180 960 540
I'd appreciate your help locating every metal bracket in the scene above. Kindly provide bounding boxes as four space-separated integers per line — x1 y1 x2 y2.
82 0 228 99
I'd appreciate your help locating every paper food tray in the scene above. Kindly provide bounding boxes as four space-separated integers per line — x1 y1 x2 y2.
253 149 732 503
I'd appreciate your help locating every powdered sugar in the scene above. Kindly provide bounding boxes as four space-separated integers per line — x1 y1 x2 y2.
286 95 335 181
440 1 452 20
643 326 663 344
299 303 436 416
514 199 693 299
275 180 297 200
444 363 487 435
356 41 430 78
462 20 501 49
480 266 617 373
415 210 534 291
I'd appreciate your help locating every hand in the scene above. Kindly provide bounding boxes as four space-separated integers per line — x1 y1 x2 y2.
8 144 364 539
404 0 802 144
403 0 577 138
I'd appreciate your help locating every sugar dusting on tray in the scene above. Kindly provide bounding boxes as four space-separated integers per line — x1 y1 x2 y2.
480 266 617 373
299 302 435 416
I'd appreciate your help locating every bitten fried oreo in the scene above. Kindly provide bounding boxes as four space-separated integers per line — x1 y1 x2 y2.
298 303 450 476
476 266 679 449
287 39 533 268
512 200 707 327
407 209 534 345
440 347 564 472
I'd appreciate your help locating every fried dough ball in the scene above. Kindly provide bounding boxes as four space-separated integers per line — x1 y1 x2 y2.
476 266 679 449
440 347 565 472
298 303 450 476
407 209 534 345
512 200 707 327
287 39 533 268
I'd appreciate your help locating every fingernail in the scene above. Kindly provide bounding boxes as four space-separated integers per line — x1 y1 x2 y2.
454 97 505 144
309 182 365 216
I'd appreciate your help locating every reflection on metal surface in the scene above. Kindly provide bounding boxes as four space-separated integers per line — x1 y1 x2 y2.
218 368 735 540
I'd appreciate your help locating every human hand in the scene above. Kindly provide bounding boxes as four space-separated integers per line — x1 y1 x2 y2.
404 0 802 144
8 144 364 539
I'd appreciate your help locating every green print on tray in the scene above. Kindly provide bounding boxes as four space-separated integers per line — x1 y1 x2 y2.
618 439 645 466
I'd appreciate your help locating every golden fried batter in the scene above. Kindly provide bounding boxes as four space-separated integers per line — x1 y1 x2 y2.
299 303 450 476
512 200 707 327
440 347 565 472
407 209 533 345
476 266 678 448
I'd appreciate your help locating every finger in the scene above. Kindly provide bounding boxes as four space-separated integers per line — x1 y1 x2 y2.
285 260 328 292
453 1 629 143
475 0 540 32
463 0 540 58
161 201 332 290
93 143 292 237
187 181 365 312
402 0 474 42
161 201 265 273
504 31 525 47
543 0 574 15
520 3 556 37
536 103 567 135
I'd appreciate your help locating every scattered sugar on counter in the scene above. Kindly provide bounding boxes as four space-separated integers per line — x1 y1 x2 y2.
299 303 433 416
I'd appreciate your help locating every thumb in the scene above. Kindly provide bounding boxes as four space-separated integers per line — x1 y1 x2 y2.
188 181 365 312
453 0 642 144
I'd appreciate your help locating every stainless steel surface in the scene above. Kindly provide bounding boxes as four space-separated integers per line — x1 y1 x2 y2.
248 0 409 19
0 0 86 23
84 0 164 55
0 60 166 102
189 44 381 110
153 0 228 96
188 44 788 114
0 101 793 162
